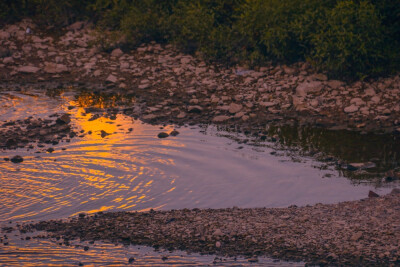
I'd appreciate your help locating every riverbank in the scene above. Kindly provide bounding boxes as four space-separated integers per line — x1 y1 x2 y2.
1 19 400 135
9 189 399 266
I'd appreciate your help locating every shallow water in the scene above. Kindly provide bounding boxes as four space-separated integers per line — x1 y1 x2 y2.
1 89 397 222
0 89 398 266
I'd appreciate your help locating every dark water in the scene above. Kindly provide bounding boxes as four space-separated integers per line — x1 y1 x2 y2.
0 89 399 266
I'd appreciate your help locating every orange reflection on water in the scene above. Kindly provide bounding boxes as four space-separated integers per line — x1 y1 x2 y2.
0 91 184 222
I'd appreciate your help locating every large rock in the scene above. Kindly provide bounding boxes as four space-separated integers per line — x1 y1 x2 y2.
296 81 323 96
17 66 40 73
44 63 69 74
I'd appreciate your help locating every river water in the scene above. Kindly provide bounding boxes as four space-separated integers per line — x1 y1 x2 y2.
0 88 399 266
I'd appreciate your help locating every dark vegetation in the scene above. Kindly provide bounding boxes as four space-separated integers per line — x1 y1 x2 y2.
1 0 399 79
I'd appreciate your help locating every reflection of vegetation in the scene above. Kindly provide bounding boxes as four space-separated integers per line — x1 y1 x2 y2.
267 124 400 182
209 123 399 183
74 92 135 109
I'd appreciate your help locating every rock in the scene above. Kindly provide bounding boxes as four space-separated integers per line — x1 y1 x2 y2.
248 257 258 263
11 155 23 163
350 232 363 241
3 57 14 64
56 114 71 124
93 70 101 77
188 106 203 113
296 81 323 96
176 112 186 119
212 115 230 122
111 48 123 57
347 162 376 171
0 30 10 40
344 105 359 113
314 73 328 81
213 229 223 236
47 147 54 153
17 66 40 73
259 102 276 108
215 241 221 248
44 63 69 74
67 21 85 31
100 130 110 138
368 191 379 198
228 103 242 114
128 257 135 263
170 130 180 136
142 114 156 120
157 132 169 138
106 74 118 83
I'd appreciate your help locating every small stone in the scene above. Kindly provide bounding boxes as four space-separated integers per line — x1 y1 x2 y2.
17 66 40 73
46 147 54 153
11 155 23 163
100 130 110 138
213 229 223 236
158 132 169 138
347 162 376 171
296 81 323 96
128 257 135 263
228 103 242 114
248 257 258 263
56 114 71 124
344 105 359 113
350 232 363 241
215 241 221 248
106 74 118 83
176 112 186 119
368 191 379 198
188 106 203 113
170 130 180 136
111 48 123 57
83 246 89 251
212 115 230 122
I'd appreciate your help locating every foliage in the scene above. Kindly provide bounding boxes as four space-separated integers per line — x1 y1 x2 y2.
1 0 399 79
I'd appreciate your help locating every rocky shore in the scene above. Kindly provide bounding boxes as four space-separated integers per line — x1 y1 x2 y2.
1 19 400 134
8 189 399 266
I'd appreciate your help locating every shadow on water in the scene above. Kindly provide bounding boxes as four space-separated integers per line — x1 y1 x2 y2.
266 124 400 183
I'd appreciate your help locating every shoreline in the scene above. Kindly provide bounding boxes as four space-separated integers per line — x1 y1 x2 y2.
9 189 400 266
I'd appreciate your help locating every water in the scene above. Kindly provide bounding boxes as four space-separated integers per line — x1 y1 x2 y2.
0 88 399 266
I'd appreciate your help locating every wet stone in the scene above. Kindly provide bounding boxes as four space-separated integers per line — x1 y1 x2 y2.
10 155 23 163
157 132 169 138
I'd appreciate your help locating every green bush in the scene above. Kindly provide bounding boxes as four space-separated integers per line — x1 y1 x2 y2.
309 0 387 79
1 0 399 79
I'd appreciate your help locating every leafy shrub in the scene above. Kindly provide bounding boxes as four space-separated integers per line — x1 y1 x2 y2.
309 0 386 78
1 0 399 79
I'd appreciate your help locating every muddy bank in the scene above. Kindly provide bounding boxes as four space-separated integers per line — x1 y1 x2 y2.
9 189 399 266
0 20 400 134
